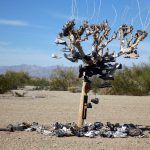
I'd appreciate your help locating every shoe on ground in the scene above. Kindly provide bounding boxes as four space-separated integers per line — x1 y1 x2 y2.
84 131 95 138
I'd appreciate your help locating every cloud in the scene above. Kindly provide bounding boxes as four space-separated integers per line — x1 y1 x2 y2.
0 19 29 27
0 19 50 30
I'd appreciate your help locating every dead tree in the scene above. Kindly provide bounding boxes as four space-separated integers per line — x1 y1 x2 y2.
54 20 148 128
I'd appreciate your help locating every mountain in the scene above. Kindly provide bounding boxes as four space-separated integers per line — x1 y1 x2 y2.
0 64 78 78
0 64 70 78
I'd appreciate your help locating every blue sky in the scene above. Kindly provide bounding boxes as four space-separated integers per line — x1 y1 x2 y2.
0 0 150 66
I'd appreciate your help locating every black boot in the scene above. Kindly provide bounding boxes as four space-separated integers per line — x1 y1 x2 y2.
91 98 99 104
87 103 92 108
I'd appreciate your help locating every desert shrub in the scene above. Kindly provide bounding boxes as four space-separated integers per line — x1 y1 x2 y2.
0 71 30 94
85 62 150 96
111 63 150 96
5 71 30 89
50 67 81 91
91 76 112 95
0 75 10 94
30 78 50 90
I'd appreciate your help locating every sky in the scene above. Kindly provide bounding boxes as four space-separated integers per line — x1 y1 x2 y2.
0 0 150 67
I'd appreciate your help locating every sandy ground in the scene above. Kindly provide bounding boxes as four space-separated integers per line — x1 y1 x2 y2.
0 90 150 150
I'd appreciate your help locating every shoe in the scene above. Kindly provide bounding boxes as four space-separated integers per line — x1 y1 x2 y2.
117 51 123 57
76 131 84 137
104 56 115 63
53 122 63 130
72 51 82 60
42 130 53 136
8 123 28 131
116 126 127 133
55 38 66 45
87 103 92 108
6 124 14 132
113 131 127 138
60 47 70 52
116 63 122 69
101 131 114 138
124 52 139 59
84 131 95 138
128 128 143 137
94 122 103 130
55 129 66 137
78 65 83 78
107 122 115 131
91 98 99 104
64 53 76 62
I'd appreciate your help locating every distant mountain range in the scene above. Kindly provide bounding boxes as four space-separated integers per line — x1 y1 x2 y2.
0 64 78 78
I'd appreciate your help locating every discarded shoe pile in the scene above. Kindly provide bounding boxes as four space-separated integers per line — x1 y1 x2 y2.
1 122 149 138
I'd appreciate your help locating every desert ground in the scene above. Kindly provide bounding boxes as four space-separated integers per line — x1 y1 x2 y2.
0 90 150 150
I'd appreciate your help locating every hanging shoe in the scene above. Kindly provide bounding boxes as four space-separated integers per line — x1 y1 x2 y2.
116 63 122 69
60 47 70 52
64 53 76 62
78 65 84 78
72 51 82 60
87 103 92 108
55 38 66 45
124 52 139 59
91 98 99 104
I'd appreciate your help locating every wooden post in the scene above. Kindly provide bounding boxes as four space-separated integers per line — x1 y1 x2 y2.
77 80 90 128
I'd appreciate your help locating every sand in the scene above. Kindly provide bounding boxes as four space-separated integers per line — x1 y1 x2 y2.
0 91 150 150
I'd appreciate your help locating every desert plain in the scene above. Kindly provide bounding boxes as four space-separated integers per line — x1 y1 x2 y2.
0 90 150 150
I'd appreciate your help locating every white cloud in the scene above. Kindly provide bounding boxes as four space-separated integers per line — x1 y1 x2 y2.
0 19 29 27
0 19 50 30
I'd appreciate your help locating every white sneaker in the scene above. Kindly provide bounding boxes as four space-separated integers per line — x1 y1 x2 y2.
84 131 95 138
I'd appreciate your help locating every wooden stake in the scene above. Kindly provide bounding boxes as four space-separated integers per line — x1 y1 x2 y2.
77 81 90 128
